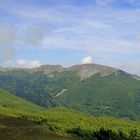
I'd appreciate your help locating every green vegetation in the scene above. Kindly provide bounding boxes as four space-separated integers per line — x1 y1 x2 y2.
0 71 59 107
57 74 140 120
38 109 140 138
0 89 140 139
0 115 80 140
0 66 140 120
0 88 45 114
1 107 140 140
1 64 140 139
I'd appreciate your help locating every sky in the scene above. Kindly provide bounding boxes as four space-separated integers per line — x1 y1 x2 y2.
1 0 140 75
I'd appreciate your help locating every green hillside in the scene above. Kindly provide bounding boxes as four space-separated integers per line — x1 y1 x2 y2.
0 88 45 114
0 88 139 136
0 108 140 140
57 74 140 120
0 89 139 139
0 70 79 107
0 64 140 120
1 107 140 140
41 108 140 133
16 108 140 139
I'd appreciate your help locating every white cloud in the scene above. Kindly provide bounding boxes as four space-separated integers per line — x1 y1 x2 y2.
16 59 42 68
81 56 93 64
52 20 110 33
42 33 140 54
25 24 45 46
0 22 17 62
0 22 16 46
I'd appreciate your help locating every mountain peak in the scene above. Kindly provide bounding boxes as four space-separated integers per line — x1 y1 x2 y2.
68 63 119 80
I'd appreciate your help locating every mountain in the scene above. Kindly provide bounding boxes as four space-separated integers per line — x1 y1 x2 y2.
0 88 45 114
0 64 140 119
67 64 119 80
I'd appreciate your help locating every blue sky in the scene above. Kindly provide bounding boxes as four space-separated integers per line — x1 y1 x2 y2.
1 0 140 75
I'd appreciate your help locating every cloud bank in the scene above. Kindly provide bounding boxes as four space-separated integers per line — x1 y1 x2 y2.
25 24 45 46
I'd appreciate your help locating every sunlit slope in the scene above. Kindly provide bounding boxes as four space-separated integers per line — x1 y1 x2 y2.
38 108 140 139
0 88 45 114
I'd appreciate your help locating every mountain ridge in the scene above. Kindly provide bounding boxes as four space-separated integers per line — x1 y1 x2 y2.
0 63 133 80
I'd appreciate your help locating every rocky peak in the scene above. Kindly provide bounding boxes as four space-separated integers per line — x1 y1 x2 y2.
67 64 118 80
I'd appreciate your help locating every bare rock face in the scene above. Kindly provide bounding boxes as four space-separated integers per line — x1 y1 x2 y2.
0 64 130 80
77 67 98 80
67 64 118 80
36 64 126 80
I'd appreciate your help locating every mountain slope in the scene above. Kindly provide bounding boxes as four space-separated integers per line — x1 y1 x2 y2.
42 108 140 133
1 108 140 140
67 64 119 80
56 74 140 119
0 88 45 114
0 64 140 119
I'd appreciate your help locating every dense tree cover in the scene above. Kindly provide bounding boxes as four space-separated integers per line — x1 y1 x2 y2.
0 71 79 107
0 71 56 107
68 128 139 140
57 74 140 120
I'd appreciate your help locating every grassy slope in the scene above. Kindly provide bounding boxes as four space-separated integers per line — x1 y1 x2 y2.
0 88 139 134
0 88 45 115
0 115 80 140
40 108 140 134
0 89 139 139
0 106 140 138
